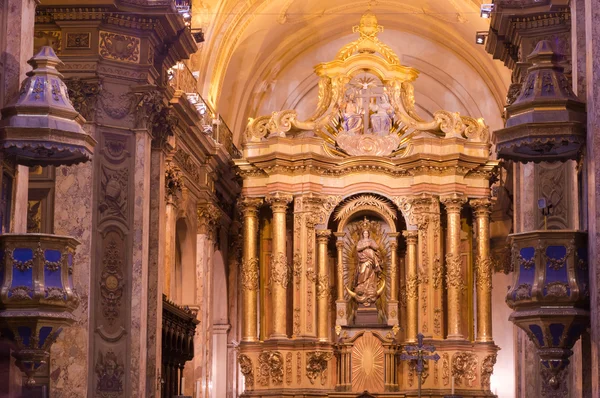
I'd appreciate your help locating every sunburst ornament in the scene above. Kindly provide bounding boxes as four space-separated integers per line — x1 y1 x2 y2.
351 331 385 392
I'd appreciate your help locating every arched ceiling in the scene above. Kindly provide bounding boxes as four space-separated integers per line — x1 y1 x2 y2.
191 0 511 144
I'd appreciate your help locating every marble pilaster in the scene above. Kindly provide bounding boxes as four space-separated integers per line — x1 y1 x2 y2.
129 130 152 397
50 158 94 396
145 148 168 397
584 1 600 395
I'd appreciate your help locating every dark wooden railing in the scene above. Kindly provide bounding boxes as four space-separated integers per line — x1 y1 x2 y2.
161 295 198 398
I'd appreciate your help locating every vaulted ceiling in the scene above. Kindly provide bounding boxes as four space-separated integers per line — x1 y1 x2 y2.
191 0 511 143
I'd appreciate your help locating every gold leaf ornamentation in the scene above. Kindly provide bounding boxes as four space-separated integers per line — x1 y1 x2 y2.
306 351 333 385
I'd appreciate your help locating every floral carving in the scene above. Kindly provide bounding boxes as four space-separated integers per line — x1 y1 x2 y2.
297 352 302 384
452 352 478 387
434 308 442 335
432 254 442 289
514 283 532 300
406 273 419 299
476 256 493 290
286 352 293 385
270 252 290 289
544 281 569 298
99 166 128 220
241 258 259 291
99 31 140 63
293 308 301 336
9 286 33 300
238 354 254 389
100 238 124 325
164 163 183 198
520 254 535 270
481 354 497 390
44 287 66 301
7 248 35 272
306 351 333 385
95 350 124 394
258 351 284 386
293 252 302 285
442 353 450 386
316 275 330 298
445 252 463 289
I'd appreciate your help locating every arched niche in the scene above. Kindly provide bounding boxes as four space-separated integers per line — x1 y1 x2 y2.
330 194 407 325
175 217 195 305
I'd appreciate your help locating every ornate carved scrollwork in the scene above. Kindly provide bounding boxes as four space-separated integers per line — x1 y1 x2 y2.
241 258 259 291
452 352 478 387
270 252 290 289
238 354 254 389
258 351 284 386
445 252 463 289
481 354 497 390
476 256 493 290
306 351 333 385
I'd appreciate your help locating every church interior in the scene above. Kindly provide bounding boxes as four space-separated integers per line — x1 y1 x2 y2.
0 0 598 397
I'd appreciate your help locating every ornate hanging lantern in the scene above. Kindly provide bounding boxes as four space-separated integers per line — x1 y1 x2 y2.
0 234 80 385
506 230 589 396
0 46 95 166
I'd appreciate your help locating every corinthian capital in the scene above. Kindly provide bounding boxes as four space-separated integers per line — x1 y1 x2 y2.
316 229 332 243
440 194 467 213
266 192 293 212
470 197 493 217
238 197 263 217
197 203 222 236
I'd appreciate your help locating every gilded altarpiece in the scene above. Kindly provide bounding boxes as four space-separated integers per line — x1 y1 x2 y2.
236 13 498 398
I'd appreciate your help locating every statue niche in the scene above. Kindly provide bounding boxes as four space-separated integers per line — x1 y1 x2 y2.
344 217 389 324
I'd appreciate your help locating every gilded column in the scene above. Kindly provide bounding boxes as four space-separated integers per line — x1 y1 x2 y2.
266 192 293 339
471 197 493 342
334 232 348 326
387 232 400 326
441 194 467 340
316 229 331 341
403 230 418 343
239 197 263 342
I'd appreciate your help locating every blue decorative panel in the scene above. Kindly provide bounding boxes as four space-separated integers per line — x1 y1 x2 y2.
549 323 565 346
529 324 545 347
38 326 53 348
546 246 568 280
11 248 34 289
17 326 32 347
44 249 63 289
517 246 536 285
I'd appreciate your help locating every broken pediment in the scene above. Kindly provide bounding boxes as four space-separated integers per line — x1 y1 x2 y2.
244 12 489 158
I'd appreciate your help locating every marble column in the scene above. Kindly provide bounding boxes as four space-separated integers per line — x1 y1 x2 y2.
163 191 178 299
403 230 418 343
266 192 292 339
316 229 331 342
471 198 493 343
441 194 467 340
585 0 600 395
239 197 262 342
387 233 400 326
